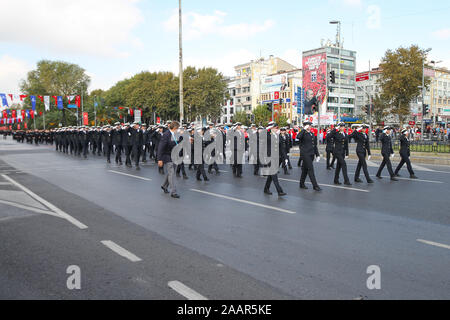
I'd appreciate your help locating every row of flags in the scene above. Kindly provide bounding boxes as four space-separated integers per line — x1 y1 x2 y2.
0 94 81 111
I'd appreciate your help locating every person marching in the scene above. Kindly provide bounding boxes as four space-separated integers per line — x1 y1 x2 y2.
350 124 374 183
279 127 291 175
376 126 398 181
330 123 352 186
102 125 113 163
297 121 322 191
263 123 287 197
231 123 244 178
195 127 210 182
131 122 144 170
394 128 418 179
325 128 336 170
158 121 181 199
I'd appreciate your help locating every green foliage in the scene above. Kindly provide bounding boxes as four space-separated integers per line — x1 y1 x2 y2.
277 115 289 128
232 111 251 126
253 105 272 126
378 45 431 124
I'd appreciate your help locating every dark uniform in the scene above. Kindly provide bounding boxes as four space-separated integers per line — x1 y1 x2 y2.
112 124 123 164
297 123 321 191
263 126 286 197
394 131 417 179
330 125 351 185
325 130 336 170
131 124 144 169
279 129 290 175
376 128 397 180
102 127 113 163
350 126 374 183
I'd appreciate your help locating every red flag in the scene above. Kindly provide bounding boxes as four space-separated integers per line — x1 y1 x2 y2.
128 108 134 116
21 110 25 118
37 96 44 103
52 96 58 105
24 123 28 129
30 110 34 119
75 95 81 108
39 111 43 116
2 111 6 118
12 110 16 118
20 95 28 101
83 112 89 125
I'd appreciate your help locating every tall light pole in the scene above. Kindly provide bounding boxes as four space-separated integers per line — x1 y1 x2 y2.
421 48 432 141
431 60 442 128
330 20 341 123
179 0 184 124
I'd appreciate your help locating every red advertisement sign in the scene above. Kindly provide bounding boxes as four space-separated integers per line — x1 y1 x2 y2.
157 117 161 124
302 53 327 115
274 92 280 100
356 73 370 82
83 112 89 126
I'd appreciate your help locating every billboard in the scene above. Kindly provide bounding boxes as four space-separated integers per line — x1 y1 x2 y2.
261 74 288 93
302 53 327 115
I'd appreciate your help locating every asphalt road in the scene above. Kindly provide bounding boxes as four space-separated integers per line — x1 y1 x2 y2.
1 136 449 300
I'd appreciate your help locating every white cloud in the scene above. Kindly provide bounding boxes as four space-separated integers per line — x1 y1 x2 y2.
0 0 143 58
0 55 31 93
366 5 381 30
432 28 450 40
164 10 275 40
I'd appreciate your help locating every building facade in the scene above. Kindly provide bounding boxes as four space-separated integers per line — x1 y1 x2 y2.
303 46 357 118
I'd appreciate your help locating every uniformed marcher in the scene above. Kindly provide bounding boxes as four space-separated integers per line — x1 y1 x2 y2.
279 127 290 175
112 122 123 165
297 121 322 191
102 125 113 163
263 123 287 197
231 123 245 178
394 129 418 179
325 128 336 170
330 123 352 186
376 126 398 181
121 123 133 167
350 124 374 183
131 121 144 170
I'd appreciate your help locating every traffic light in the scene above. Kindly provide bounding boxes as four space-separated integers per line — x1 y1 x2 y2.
423 104 430 115
329 71 336 84
267 103 273 112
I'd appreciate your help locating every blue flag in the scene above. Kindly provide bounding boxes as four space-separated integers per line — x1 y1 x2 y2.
30 95 37 110
57 96 63 110
0 94 8 107
26 110 30 118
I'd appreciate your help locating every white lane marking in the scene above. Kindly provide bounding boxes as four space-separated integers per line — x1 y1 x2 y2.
101 241 142 262
417 239 450 250
1 174 88 229
412 164 435 172
108 170 152 181
366 160 379 167
278 178 370 193
0 214 37 223
0 182 11 185
190 189 296 214
168 281 208 300
0 199 60 217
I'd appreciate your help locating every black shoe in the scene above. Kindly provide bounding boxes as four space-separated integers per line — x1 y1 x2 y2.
410 175 418 179
176 173 181 178
143 160 147 163
367 179 374 184
334 181 342 185
215 171 220 176
264 189 273 195
394 173 400 177
376 175 382 179
107 159 111 164
171 194 180 199
300 184 309 190
278 192 287 197
161 186 169 194
197 177 202 181
183 175 189 180
313 186 322 192
354 178 363 183
204 178 210 182
391 177 398 181
344 181 352 186
327 167 332 170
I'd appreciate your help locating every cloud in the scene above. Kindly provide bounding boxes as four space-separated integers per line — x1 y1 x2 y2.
164 10 275 40
432 28 450 40
366 5 381 29
0 55 31 93
0 0 143 58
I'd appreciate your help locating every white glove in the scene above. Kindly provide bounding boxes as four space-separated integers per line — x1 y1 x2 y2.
368 155 371 161
345 156 349 160
390 154 395 159
316 156 321 163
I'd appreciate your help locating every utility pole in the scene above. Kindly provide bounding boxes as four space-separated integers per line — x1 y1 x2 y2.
421 48 432 141
330 20 342 123
179 0 184 124
368 60 372 142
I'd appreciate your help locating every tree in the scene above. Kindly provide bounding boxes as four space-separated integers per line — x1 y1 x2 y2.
253 105 272 126
20 60 90 127
378 45 430 125
232 111 251 126
367 94 390 125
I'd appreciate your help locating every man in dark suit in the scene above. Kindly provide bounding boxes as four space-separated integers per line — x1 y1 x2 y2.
350 124 374 183
112 122 123 165
102 125 113 163
158 121 181 199
376 126 398 181
262 123 287 197
121 123 132 167
131 122 144 170
394 129 418 179
329 123 351 186
297 121 321 192
325 128 336 170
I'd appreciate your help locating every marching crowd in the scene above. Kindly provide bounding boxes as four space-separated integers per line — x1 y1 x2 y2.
2 121 419 198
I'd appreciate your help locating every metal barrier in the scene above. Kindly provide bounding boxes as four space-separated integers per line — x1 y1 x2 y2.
370 141 450 153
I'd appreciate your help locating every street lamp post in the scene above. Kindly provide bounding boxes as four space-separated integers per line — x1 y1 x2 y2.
421 48 432 141
330 20 341 123
179 0 184 124
431 60 442 128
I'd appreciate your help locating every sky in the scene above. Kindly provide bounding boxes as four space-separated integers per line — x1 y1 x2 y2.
0 0 449 94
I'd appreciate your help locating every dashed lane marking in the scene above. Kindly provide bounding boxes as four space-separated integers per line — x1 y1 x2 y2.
168 281 208 300
1 174 88 230
108 170 152 181
417 239 450 250
190 189 296 214
101 241 142 262
276 177 370 193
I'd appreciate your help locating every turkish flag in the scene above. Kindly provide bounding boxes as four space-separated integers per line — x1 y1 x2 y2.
12 110 16 118
274 92 280 100
37 96 44 103
30 110 34 119
21 110 25 118
83 112 89 125
75 95 81 108
20 95 28 101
